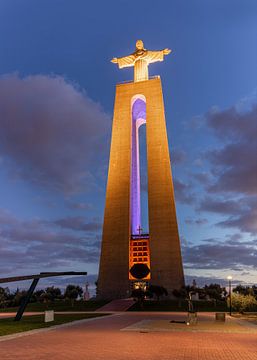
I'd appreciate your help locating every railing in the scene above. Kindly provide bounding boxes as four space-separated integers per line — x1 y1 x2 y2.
118 75 160 85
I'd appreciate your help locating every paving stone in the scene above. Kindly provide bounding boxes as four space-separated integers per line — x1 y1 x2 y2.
0 312 256 360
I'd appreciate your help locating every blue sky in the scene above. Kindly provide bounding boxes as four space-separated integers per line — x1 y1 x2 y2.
0 0 256 291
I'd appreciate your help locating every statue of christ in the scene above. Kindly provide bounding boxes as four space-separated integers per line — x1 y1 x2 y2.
111 40 171 82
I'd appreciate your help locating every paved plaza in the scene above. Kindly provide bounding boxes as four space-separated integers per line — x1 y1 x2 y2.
0 312 257 360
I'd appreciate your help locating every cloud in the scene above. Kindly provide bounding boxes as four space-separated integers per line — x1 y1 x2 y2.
217 200 257 235
192 102 257 235
173 179 195 204
198 197 241 215
54 216 102 232
207 143 257 195
171 148 186 165
0 209 101 277
183 239 257 270
0 208 17 226
0 74 111 194
185 218 208 225
207 103 257 141
193 172 212 185
206 103 257 195
198 195 257 235
66 202 93 210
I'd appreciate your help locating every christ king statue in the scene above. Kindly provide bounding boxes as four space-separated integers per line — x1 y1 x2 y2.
111 40 171 82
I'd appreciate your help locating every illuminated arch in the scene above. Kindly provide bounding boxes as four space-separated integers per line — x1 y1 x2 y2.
131 94 146 235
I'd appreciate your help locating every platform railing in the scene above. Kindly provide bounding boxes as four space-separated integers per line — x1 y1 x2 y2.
118 75 160 85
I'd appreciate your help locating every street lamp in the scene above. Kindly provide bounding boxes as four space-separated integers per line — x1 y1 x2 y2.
227 276 232 316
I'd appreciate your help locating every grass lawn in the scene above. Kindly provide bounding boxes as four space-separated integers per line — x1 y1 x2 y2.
129 300 229 312
0 313 109 337
0 300 108 313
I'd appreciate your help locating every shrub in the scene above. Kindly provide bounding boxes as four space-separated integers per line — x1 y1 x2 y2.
229 292 257 313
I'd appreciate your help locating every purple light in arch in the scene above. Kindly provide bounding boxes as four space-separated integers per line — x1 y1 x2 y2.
131 97 146 235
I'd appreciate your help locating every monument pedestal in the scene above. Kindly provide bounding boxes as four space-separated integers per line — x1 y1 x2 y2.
98 77 184 299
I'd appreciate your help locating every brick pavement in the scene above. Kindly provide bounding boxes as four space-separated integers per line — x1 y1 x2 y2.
0 312 256 360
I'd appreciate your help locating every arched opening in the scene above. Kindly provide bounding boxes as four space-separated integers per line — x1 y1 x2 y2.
131 95 146 235
129 95 150 281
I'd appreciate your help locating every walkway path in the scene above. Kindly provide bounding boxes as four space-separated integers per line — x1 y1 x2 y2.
0 312 256 360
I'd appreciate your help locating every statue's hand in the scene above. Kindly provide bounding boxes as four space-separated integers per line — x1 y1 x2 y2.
163 48 171 55
111 57 118 63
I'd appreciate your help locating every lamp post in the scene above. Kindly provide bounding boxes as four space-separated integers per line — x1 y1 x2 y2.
227 276 232 316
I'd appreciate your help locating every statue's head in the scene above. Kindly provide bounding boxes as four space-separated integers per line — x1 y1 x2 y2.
136 40 144 50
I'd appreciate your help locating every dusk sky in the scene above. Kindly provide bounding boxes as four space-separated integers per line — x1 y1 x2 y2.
0 0 256 292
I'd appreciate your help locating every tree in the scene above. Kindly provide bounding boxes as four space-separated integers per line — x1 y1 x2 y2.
64 285 83 307
173 287 187 299
233 285 255 297
45 287 62 302
33 289 45 302
40 291 52 306
148 285 168 301
12 289 27 306
252 285 257 297
203 283 226 300
0 287 10 308
229 293 257 313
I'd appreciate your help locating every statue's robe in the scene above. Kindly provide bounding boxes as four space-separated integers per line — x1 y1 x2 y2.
116 50 164 82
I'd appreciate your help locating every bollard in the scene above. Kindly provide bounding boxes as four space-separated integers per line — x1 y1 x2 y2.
215 312 226 322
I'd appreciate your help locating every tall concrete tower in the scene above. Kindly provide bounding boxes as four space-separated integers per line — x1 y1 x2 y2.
98 40 184 299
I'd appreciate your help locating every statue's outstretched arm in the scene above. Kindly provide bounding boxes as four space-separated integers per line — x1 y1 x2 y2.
147 49 172 64
111 54 135 69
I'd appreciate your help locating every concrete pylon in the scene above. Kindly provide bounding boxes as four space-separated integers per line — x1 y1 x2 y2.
97 77 184 299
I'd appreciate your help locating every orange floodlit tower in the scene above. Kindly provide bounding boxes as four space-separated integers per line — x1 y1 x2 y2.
98 40 184 299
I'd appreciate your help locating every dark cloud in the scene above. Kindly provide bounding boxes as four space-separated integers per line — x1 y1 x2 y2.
206 104 257 195
225 233 243 243
0 74 111 194
193 103 257 235
217 202 257 235
54 216 102 232
193 172 212 185
173 179 195 204
198 197 241 215
207 104 257 141
207 142 257 195
0 208 17 226
0 209 101 277
198 196 257 235
171 148 186 165
66 202 93 210
183 239 257 270
196 218 208 225
185 218 208 225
